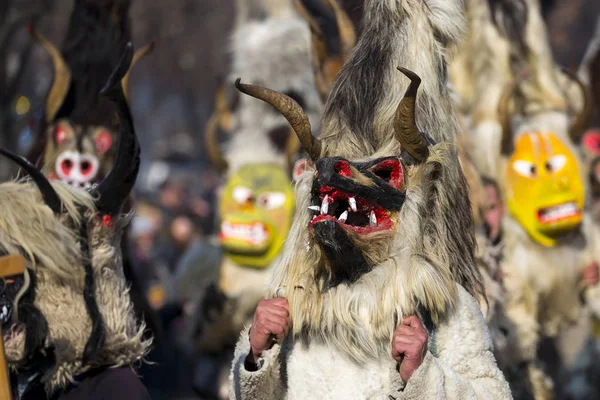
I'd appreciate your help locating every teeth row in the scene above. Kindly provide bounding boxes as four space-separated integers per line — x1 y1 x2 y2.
308 198 378 226
309 196 359 215
221 222 267 245
62 180 93 189
540 202 578 222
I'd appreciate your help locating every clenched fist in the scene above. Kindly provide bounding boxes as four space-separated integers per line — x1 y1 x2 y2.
392 316 428 382
247 298 291 365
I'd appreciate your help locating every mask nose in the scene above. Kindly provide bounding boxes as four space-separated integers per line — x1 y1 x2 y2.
555 175 570 191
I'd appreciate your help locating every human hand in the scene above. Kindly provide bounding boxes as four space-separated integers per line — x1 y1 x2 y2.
392 316 428 382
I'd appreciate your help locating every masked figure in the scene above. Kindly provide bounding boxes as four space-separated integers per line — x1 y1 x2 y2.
194 1 326 397
1 45 151 400
28 0 153 190
452 0 596 397
27 0 159 347
228 0 511 398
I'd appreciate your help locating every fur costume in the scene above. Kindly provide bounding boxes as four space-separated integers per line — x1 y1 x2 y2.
0 46 150 397
28 0 153 189
453 0 594 398
199 0 324 350
195 1 327 397
228 0 511 398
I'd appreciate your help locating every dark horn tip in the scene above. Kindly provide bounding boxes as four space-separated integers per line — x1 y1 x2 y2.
100 42 134 96
397 67 422 86
234 78 243 90
0 148 62 215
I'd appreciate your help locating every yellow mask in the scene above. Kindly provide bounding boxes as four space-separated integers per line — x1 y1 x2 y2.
219 164 295 268
505 132 584 247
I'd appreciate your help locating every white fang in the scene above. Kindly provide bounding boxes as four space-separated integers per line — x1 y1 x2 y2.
349 197 357 212
370 211 377 226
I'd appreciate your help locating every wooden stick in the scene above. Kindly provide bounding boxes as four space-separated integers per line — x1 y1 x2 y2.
0 255 26 400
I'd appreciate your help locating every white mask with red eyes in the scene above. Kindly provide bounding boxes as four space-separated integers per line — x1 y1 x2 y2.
54 150 100 189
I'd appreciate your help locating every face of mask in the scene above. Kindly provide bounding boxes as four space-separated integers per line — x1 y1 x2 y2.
219 164 295 268
505 132 584 247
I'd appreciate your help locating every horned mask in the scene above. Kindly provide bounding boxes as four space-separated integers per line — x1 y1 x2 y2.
0 44 148 392
30 0 153 189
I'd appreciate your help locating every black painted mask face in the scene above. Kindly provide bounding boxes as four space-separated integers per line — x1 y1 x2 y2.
308 156 407 286
0 274 25 334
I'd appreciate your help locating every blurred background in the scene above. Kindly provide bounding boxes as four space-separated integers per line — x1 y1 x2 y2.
0 0 599 399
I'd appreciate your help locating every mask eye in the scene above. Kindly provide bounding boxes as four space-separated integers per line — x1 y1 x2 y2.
513 160 537 178
257 192 286 210
232 186 253 204
55 125 70 145
545 155 566 173
95 131 113 155
371 159 402 185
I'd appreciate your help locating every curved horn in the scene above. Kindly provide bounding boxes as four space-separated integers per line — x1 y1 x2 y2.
498 81 516 155
204 85 232 171
0 149 62 214
93 43 139 217
30 27 72 123
394 67 429 162
235 79 322 161
122 40 156 102
324 0 356 58
561 67 592 143
204 112 229 171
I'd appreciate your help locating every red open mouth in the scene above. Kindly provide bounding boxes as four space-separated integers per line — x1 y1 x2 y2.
309 186 394 234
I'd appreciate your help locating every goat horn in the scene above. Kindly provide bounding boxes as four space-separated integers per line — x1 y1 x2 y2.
30 27 71 123
394 67 429 162
93 43 139 217
0 149 62 214
235 79 322 161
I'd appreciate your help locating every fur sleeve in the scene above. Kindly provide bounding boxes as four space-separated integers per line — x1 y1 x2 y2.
396 285 512 399
229 327 286 399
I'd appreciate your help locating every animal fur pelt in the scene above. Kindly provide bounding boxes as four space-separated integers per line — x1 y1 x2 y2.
233 0 492 370
1 183 149 392
0 46 150 395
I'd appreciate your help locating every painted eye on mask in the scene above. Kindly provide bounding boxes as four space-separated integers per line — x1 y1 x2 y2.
257 192 286 210
545 155 567 173
513 160 537 178
232 186 253 204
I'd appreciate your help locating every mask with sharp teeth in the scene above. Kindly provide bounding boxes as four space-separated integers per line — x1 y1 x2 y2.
234 63 482 363
237 68 428 286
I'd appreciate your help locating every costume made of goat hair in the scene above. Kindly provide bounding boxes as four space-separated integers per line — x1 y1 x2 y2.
0 44 149 396
0 182 149 393
229 0 510 398
197 0 323 350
